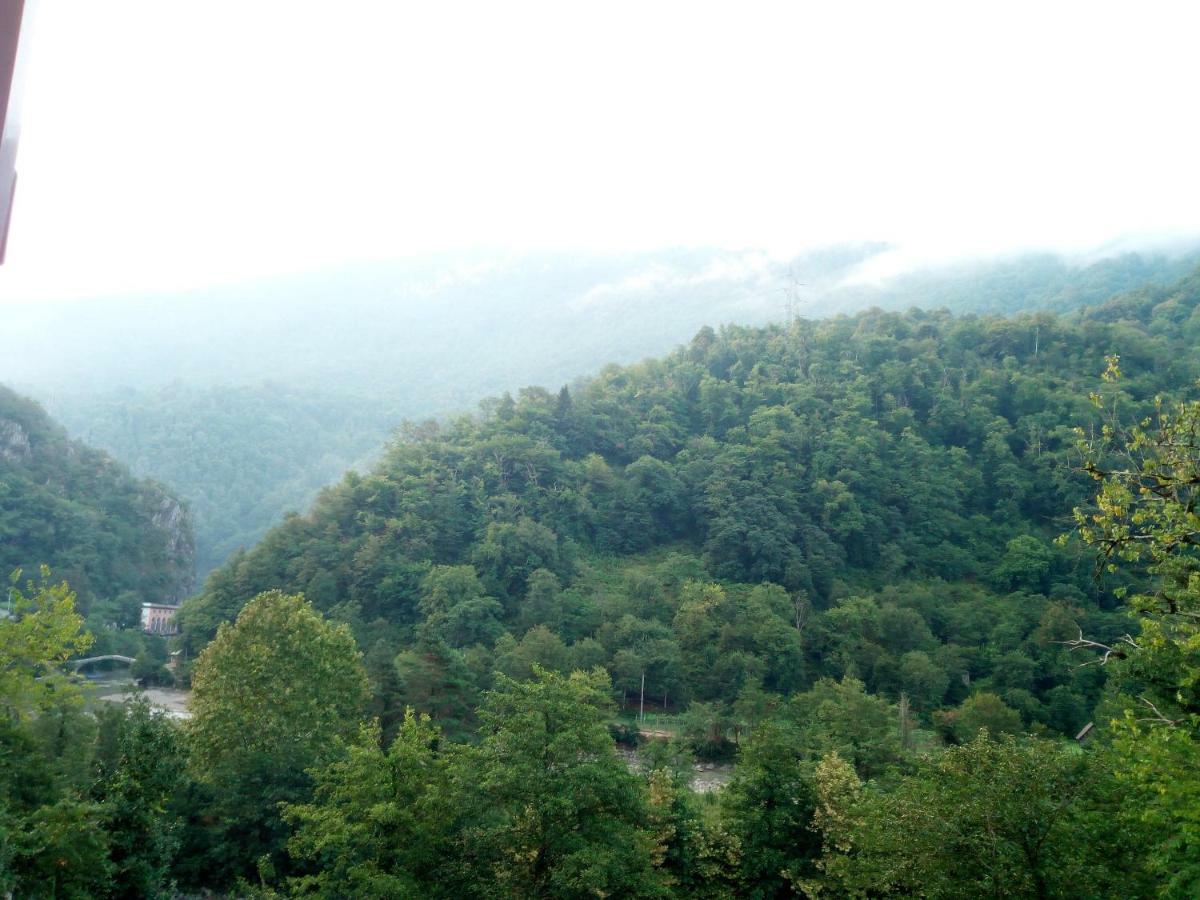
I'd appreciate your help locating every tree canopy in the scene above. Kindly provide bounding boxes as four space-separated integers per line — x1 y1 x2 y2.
7 262 1200 895
186 590 368 883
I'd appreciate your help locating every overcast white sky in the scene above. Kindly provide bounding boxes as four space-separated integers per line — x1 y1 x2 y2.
1 0 1198 300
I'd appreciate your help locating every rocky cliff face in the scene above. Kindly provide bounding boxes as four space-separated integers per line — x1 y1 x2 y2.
153 495 196 598
0 417 31 462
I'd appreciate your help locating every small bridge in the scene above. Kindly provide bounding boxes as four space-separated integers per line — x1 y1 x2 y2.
69 655 136 672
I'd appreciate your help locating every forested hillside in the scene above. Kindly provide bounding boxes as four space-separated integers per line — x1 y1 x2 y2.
48 384 398 575
6 0 1199 890
0 385 195 622
5 267 1200 896
181 265 1200 740
9 247 1193 581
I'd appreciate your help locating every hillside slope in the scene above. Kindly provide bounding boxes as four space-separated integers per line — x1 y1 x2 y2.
177 264 1200 738
0 385 195 622
14 248 1197 581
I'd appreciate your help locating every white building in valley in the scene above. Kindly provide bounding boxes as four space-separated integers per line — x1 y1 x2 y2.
140 603 180 636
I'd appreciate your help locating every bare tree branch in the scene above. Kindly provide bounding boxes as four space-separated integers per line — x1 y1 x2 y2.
1135 695 1181 727
1055 628 1140 667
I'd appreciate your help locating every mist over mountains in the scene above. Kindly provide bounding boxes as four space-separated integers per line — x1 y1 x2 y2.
6 242 1198 404
3 242 1198 576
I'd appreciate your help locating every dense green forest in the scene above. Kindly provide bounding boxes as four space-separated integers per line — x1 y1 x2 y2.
180 263 1200 734
48 384 399 575
3 263 1200 896
6 247 1196 580
0 385 194 623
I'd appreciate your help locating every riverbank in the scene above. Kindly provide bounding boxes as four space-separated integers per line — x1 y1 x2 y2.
91 679 192 719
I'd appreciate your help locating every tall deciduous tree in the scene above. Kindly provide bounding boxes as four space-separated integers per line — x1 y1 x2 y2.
0 567 92 720
0 569 110 898
284 712 451 898
1072 363 1200 892
809 734 1139 898
450 668 667 898
720 720 821 898
185 590 368 886
96 699 185 900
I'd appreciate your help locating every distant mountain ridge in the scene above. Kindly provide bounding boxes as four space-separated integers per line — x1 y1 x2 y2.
4 245 1197 579
5 244 1197 402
